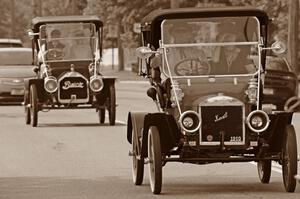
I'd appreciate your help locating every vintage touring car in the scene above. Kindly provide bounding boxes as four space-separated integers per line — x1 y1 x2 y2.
127 7 298 194
25 15 116 127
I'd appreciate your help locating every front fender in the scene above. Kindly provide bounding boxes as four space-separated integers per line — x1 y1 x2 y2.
141 113 181 157
127 111 148 144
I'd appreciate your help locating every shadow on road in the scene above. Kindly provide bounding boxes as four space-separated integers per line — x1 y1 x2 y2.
37 122 126 128
0 176 297 199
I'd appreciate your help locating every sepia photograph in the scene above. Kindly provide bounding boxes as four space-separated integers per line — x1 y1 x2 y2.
0 0 299 198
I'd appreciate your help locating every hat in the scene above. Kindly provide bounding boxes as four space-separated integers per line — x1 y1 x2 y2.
50 29 61 38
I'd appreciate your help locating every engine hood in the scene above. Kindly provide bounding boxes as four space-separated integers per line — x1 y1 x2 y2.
193 93 244 107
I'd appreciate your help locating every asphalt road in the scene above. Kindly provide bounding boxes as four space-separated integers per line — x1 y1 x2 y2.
0 80 300 199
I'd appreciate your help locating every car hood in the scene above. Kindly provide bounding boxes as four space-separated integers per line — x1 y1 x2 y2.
0 65 35 78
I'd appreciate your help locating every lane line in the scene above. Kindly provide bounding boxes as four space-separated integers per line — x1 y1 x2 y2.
116 119 126 125
249 162 282 174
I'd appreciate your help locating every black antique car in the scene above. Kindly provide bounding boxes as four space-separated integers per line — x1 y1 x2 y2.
127 7 299 194
25 15 116 127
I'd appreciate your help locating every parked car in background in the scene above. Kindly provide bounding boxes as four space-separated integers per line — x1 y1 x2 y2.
0 38 23 48
0 47 34 103
263 56 298 111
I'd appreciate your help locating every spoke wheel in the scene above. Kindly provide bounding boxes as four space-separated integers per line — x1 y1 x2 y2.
108 84 116 125
148 126 162 194
257 160 271 183
131 129 144 185
98 108 105 124
30 84 38 127
282 125 297 192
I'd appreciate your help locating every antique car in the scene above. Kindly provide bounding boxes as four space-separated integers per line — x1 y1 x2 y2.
0 47 34 103
25 15 116 127
127 7 299 194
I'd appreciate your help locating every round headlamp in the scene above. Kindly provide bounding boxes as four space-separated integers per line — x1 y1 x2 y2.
246 110 270 133
90 76 103 92
179 110 201 133
44 76 58 93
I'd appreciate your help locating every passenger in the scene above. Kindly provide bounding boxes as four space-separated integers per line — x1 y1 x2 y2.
212 24 255 74
68 30 93 59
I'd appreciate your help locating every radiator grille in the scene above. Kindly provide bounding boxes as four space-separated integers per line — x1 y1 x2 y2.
200 106 244 145
58 76 88 103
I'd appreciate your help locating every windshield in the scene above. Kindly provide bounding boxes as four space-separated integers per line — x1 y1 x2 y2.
161 17 260 76
38 23 97 62
0 49 32 65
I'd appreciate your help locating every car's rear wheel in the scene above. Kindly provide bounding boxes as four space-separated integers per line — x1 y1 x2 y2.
257 160 271 183
148 126 162 194
24 91 31 125
98 108 105 124
30 84 38 127
132 129 144 185
282 124 297 192
25 105 31 125
108 84 116 126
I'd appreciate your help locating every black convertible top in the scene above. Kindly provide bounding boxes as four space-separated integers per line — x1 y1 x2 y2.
31 15 103 32
142 7 268 27
141 7 269 48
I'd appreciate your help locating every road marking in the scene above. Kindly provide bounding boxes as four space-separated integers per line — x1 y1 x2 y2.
116 119 126 125
103 112 126 125
249 162 282 174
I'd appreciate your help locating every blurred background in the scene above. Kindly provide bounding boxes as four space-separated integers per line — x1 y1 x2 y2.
0 0 298 74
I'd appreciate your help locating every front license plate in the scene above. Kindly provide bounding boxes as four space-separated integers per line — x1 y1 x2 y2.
11 89 24 95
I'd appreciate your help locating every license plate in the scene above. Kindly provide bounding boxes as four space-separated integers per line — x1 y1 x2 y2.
11 89 24 95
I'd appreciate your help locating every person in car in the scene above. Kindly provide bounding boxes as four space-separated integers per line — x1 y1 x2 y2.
68 29 92 59
38 29 65 61
211 25 255 74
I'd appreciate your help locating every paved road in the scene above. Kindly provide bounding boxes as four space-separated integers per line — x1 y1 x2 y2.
0 80 300 198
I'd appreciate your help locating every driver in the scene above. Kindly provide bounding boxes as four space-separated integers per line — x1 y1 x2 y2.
38 29 65 61
48 29 65 49
168 25 210 76
46 29 65 60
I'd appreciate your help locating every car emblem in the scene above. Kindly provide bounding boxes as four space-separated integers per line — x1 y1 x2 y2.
62 81 84 90
214 112 228 122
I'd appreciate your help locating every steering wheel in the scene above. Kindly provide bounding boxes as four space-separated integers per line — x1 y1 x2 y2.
46 48 64 60
174 58 211 76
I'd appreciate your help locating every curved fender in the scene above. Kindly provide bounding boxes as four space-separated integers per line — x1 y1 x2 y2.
141 113 181 158
127 112 148 144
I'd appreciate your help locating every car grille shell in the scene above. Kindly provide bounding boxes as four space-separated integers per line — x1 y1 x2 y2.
57 71 89 103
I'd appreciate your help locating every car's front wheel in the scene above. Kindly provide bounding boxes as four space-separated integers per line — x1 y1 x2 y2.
30 84 38 127
132 129 144 185
282 124 297 192
257 160 271 183
98 108 105 124
148 126 162 194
